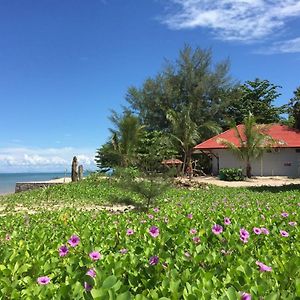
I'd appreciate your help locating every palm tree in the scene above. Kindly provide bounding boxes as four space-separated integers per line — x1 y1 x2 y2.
166 106 220 177
109 111 144 167
218 113 277 178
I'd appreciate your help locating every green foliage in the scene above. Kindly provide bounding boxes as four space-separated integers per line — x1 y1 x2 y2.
136 130 178 173
95 142 122 169
166 106 221 175
126 45 235 132
109 110 145 167
115 168 170 210
219 168 244 181
288 86 300 130
227 78 282 125
95 111 144 169
0 180 299 298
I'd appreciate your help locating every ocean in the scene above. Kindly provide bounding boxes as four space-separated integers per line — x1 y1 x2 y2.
0 173 71 195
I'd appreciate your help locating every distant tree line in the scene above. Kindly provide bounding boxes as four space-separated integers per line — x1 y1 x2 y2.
95 45 300 174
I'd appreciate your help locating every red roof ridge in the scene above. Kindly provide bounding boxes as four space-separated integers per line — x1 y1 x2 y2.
194 123 300 150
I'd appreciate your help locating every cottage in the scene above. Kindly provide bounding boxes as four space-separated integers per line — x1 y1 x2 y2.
193 124 300 177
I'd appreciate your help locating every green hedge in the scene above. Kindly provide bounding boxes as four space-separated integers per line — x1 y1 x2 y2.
219 168 244 181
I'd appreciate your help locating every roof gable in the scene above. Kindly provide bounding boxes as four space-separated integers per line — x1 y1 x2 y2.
194 124 300 150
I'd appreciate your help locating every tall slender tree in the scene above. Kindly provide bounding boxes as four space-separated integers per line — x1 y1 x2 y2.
126 45 235 131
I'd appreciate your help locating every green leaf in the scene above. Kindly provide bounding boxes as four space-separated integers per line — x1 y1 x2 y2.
265 293 279 300
116 291 132 300
225 287 237 300
102 275 118 289
91 288 106 299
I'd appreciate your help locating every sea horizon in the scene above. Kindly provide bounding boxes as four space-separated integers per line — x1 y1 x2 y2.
0 172 72 195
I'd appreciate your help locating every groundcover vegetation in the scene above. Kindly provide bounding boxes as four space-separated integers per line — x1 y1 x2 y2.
0 178 299 299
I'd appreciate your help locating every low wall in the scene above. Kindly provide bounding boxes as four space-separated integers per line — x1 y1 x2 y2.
15 182 64 193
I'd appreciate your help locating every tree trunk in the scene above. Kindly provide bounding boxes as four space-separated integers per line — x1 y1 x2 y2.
246 161 252 178
187 150 193 181
182 152 187 176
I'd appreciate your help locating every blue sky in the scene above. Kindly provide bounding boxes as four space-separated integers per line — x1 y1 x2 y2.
0 0 300 172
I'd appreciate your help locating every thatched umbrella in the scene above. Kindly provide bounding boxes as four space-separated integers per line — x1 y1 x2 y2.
162 159 183 177
161 159 183 166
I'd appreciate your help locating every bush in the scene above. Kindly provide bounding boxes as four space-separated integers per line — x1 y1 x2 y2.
219 168 244 181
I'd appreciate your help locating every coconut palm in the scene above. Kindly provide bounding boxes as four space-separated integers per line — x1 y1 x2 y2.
166 106 220 176
109 111 144 167
218 113 277 178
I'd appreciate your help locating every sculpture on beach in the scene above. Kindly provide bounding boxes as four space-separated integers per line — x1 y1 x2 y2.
71 156 78 182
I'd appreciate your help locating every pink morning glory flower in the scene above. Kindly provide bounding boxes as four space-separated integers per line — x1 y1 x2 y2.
84 281 92 291
149 226 160 238
190 228 197 235
224 217 231 225
86 268 96 278
280 230 289 237
5 234 11 241
89 251 101 261
120 248 128 254
240 228 249 238
37 276 51 285
281 212 289 217
187 213 193 219
153 207 159 213
149 256 159 266
253 227 261 235
241 292 251 300
256 261 272 272
240 228 249 243
68 235 80 247
261 227 269 235
126 229 134 235
58 245 69 257
288 221 297 226
193 236 200 244
212 224 223 235
148 214 154 219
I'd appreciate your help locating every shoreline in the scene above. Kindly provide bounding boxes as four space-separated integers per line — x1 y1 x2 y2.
0 191 14 196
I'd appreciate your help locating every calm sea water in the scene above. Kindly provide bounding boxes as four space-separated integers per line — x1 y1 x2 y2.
0 173 71 195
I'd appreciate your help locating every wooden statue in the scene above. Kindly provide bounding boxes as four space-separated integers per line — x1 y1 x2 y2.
71 156 78 182
78 165 83 180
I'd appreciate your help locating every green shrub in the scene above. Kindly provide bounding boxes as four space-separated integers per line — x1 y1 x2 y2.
219 168 244 181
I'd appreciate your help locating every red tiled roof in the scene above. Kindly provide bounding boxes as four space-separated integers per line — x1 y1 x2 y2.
194 124 300 150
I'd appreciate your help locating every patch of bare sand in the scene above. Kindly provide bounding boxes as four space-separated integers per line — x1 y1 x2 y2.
191 176 300 187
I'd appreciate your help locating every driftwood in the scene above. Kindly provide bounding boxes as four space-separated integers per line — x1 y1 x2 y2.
173 178 209 189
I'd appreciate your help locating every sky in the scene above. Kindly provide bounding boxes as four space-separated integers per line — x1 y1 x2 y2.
0 0 300 172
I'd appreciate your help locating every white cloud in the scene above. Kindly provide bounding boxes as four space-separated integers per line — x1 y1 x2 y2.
0 147 96 172
162 0 300 42
262 37 300 53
